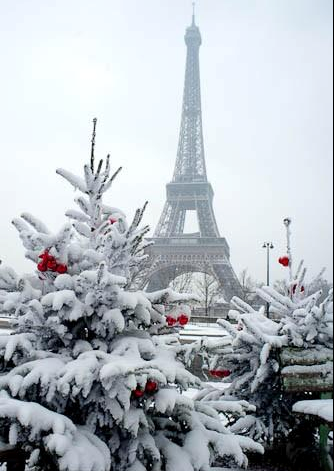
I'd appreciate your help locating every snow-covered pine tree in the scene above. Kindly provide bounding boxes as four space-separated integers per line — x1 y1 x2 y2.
198 220 333 446
199 288 333 442
0 120 262 471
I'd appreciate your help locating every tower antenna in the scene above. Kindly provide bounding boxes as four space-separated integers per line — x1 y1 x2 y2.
192 1 196 25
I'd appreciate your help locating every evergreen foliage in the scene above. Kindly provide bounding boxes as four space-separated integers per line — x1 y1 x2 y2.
0 122 262 471
199 276 333 446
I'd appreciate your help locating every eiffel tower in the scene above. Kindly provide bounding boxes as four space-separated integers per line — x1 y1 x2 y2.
143 9 242 302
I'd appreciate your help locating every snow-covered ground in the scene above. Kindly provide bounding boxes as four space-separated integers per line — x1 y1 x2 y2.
0 329 11 336
180 322 227 340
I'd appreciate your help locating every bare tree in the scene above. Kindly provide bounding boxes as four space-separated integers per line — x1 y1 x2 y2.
239 268 262 306
308 276 333 302
194 273 221 316
168 270 223 316
273 278 290 296
170 271 193 293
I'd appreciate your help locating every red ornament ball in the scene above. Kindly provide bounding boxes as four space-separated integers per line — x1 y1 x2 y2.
39 250 52 262
133 388 145 399
57 264 68 274
279 256 290 267
145 380 158 393
37 263 47 272
178 314 189 326
209 369 231 379
222 369 231 378
47 260 58 271
209 370 222 378
166 316 177 327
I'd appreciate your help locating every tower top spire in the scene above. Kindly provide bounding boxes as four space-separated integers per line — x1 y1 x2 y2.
192 2 196 25
185 0 201 46
174 0 204 183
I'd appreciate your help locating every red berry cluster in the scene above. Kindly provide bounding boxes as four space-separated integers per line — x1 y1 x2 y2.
279 256 290 267
37 250 68 274
132 380 158 399
209 369 231 379
166 313 189 327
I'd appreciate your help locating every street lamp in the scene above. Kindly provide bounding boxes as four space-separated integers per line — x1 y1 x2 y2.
263 242 274 317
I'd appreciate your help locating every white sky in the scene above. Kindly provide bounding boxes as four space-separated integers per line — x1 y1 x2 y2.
0 0 333 284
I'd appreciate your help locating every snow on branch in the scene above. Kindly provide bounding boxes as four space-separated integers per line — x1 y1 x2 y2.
0 266 18 291
0 393 110 471
1 333 36 362
56 169 88 194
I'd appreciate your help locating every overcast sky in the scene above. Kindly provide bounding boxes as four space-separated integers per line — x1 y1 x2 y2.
0 0 333 284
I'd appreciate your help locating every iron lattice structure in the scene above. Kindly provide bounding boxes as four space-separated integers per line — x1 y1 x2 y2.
142 13 242 302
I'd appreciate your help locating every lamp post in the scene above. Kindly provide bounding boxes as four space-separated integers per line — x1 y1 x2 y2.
263 242 274 317
283 217 293 282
